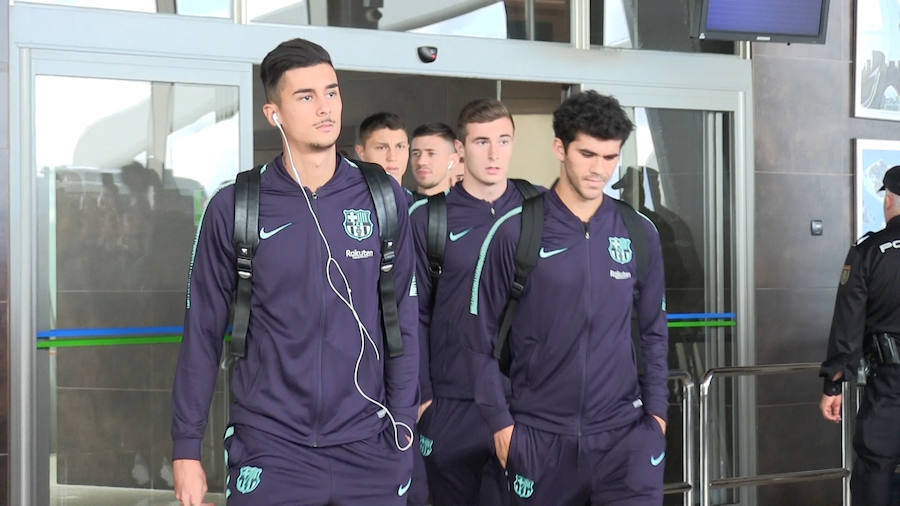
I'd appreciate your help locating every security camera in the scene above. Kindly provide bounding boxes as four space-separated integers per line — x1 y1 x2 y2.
417 46 438 63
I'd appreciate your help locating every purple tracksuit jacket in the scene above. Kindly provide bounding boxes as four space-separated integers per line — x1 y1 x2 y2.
410 183 533 403
466 188 669 436
171 154 419 461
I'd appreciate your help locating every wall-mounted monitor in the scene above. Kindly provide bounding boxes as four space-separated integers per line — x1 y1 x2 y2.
695 0 830 44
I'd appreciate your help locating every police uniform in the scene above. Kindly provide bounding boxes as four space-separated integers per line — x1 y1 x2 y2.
820 166 900 506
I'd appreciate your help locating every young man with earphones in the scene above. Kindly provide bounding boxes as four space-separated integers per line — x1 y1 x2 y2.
409 99 540 506
171 38 419 506
410 122 460 197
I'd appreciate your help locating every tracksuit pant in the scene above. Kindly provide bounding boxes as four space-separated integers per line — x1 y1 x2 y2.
504 414 666 505
418 397 510 506
224 423 414 505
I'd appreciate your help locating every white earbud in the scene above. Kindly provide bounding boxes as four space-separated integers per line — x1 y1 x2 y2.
447 160 454 170
272 112 281 127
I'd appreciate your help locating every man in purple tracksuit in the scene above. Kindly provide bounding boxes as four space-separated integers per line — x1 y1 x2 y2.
411 99 533 505
466 91 669 505
354 111 411 186
171 39 418 506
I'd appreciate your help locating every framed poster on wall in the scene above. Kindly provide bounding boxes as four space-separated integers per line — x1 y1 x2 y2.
855 139 900 239
855 0 900 120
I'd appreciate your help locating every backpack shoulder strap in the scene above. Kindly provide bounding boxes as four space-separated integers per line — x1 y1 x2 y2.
354 159 405 359
494 194 544 375
510 178 540 200
426 192 447 280
612 198 648 284
231 165 263 360
611 197 650 374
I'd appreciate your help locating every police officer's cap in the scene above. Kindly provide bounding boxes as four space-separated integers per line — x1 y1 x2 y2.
880 165 900 194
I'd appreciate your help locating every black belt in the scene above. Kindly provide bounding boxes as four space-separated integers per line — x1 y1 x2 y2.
866 333 900 367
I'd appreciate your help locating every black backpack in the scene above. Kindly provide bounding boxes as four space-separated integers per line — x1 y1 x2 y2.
230 159 404 361
422 179 541 288
493 196 650 376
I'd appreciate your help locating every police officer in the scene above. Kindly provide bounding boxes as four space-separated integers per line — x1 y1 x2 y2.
820 165 900 506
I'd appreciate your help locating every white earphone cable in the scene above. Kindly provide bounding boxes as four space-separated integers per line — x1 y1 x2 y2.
275 121 413 452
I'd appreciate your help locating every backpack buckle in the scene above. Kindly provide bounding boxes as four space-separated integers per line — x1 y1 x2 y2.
236 251 253 280
509 280 525 298
381 241 395 273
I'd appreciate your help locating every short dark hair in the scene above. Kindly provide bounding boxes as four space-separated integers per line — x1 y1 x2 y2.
411 122 457 147
553 91 633 150
357 112 406 145
260 38 333 103
457 98 514 141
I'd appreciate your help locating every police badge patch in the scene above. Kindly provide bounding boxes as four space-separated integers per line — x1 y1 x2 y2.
840 265 851 285
608 237 633 265
513 474 535 498
236 466 262 494
343 209 374 241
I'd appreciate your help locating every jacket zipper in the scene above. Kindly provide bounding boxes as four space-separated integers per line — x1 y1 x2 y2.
312 189 324 447
577 221 591 437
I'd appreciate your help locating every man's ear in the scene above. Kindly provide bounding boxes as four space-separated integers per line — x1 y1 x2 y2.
552 138 566 162
354 144 365 159
262 103 279 128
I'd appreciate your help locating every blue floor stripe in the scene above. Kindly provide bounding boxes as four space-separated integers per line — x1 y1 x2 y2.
37 326 184 338
36 313 735 340
666 312 736 320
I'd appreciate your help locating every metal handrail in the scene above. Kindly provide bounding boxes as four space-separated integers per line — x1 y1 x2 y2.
699 363 851 506
663 370 695 506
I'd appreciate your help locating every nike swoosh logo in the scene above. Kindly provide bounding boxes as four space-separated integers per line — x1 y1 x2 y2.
398 477 412 496
650 452 665 466
539 247 568 259
259 223 292 239
449 229 471 242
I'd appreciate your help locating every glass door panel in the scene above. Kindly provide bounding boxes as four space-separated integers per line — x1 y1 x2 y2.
34 74 240 506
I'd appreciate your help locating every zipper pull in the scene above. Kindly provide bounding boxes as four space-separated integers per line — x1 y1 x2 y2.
490 207 496 216
584 222 590 239
312 191 318 200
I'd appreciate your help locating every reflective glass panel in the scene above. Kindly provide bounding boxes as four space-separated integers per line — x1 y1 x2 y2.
20 0 232 18
590 0 734 53
35 75 238 505
249 0 571 43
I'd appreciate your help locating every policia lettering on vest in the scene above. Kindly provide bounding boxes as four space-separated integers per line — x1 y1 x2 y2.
465 91 669 506
820 165 900 506
171 38 419 506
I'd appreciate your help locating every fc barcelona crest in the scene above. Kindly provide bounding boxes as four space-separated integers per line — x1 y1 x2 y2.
513 474 534 498
236 466 262 494
420 435 434 457
608 237 633 265
343 209 374 241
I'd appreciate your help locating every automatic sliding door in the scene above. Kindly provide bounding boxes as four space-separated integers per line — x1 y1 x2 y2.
30 57 248 505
